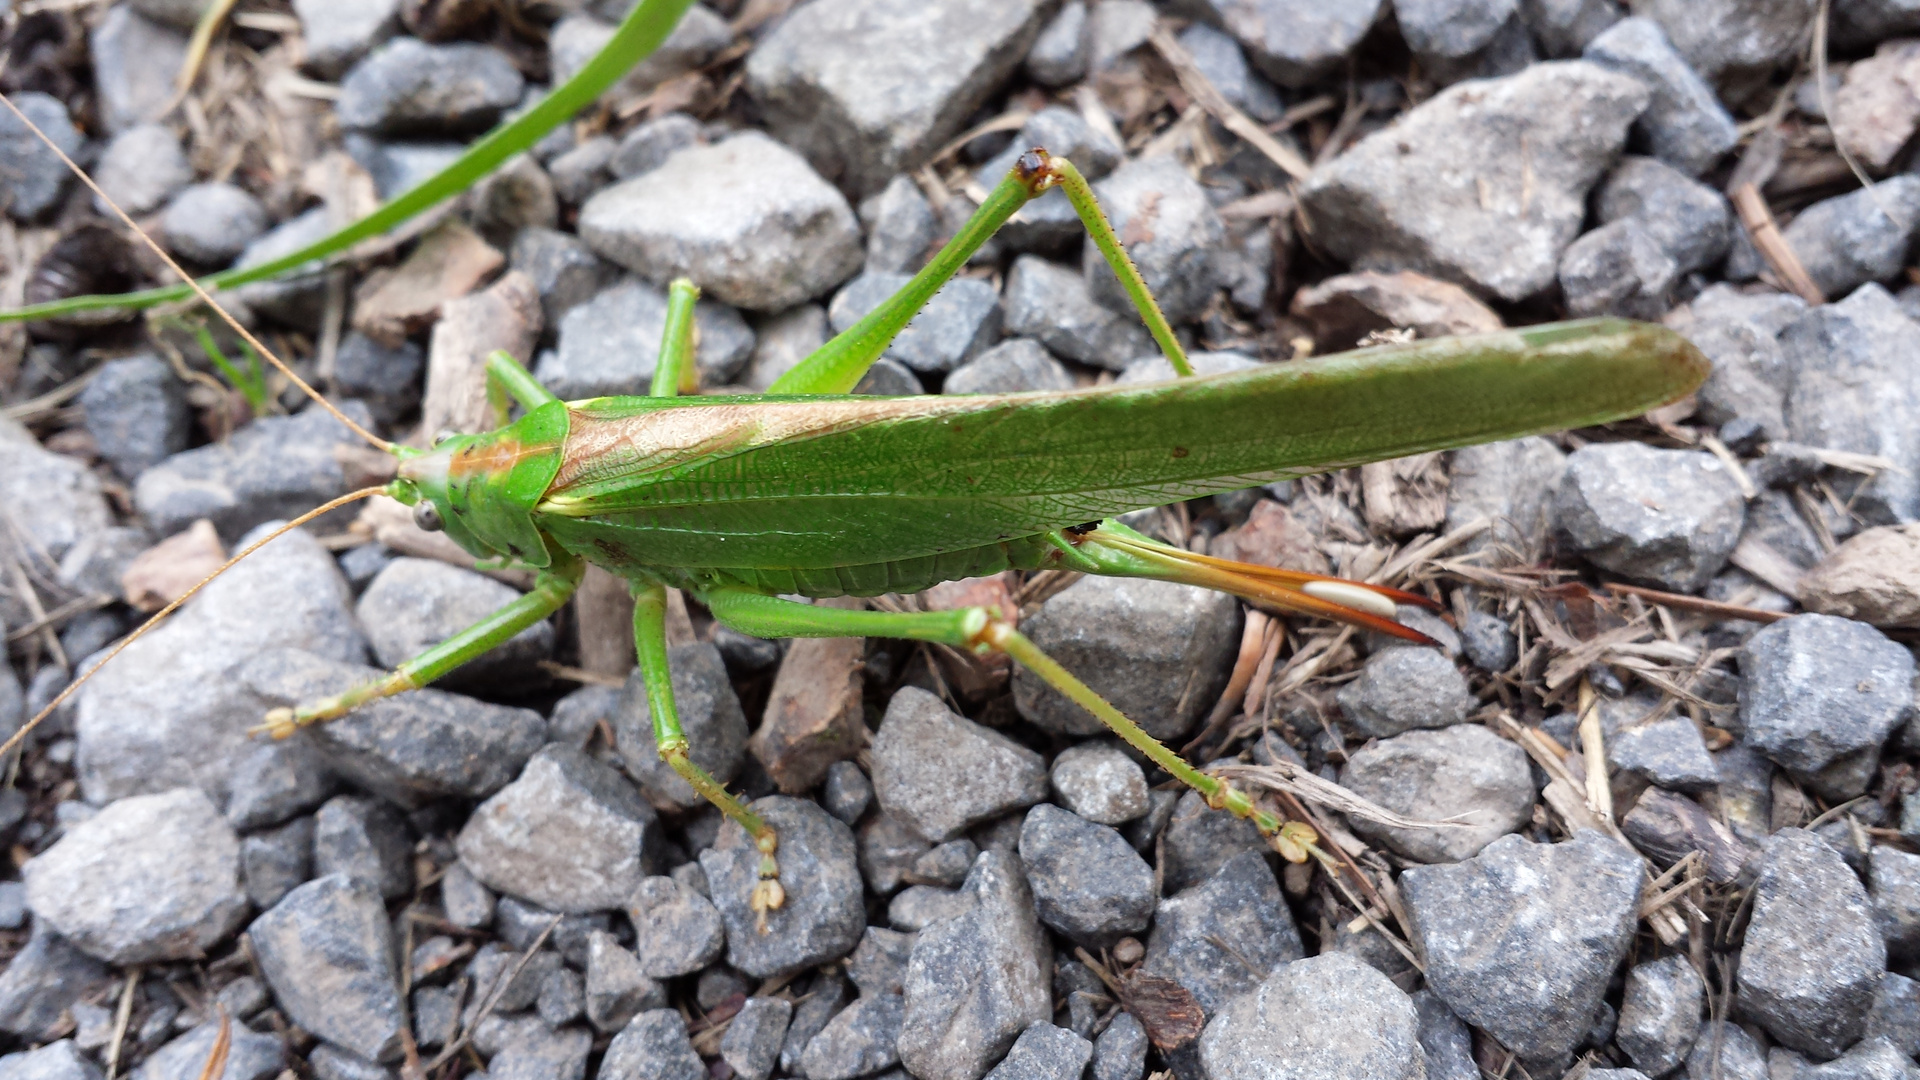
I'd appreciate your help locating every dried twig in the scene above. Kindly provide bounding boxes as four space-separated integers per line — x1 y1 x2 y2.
1148 24 1311 180
1601 583 1788 625
1729 182 1824 305
1212 761 1472 832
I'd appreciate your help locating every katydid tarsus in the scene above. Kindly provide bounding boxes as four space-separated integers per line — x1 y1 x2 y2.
2 99 1709 930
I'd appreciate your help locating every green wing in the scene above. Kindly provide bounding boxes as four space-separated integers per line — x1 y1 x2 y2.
535 318 1707 570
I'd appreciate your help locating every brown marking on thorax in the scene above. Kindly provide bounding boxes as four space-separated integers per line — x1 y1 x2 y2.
449 437 538 481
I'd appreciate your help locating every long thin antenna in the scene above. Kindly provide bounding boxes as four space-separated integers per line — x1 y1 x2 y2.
0 486 387 762
0 91 394 453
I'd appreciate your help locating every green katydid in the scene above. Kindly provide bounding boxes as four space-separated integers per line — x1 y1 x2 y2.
3 119 1707 928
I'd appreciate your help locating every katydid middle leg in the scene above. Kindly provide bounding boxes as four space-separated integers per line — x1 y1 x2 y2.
770 150 1196 396
699 586 1321 863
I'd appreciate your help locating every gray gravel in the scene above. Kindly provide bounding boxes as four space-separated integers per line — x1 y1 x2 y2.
1739 828 1886 1057
871 686 1047 842
701 796 865 979
1199 952 1426 1080
249 875 405 1063
1555 442 1747 592
336 37 523 136
539 276 754 398
1403 831 1644 1059
1144 850 1304 1017
1739 614 1915 799
0 92 81 222
1017 803 1153 945
1339 723 1533 861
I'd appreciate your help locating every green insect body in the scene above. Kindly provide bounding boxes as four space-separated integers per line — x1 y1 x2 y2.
237 150 1708 926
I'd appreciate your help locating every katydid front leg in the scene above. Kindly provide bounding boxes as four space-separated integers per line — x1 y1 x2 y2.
699 587 1323 864
630 580 786 927
256 550 586 736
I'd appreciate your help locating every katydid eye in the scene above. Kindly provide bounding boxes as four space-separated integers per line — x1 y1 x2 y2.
413 501 443 532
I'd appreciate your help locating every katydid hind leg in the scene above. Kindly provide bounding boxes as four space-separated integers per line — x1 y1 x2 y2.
698 586 1319 862
258 551 587 736
631 581 786 925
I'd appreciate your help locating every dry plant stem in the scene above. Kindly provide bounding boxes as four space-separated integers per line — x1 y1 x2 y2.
1148 24 1311 180
426 915 562 1073
192 1013 233 1080
1601 582 1789 624
0 487 387 762
0 92 392 453
1577 678 1614 822
1730 182 1825 304
168 0 243 113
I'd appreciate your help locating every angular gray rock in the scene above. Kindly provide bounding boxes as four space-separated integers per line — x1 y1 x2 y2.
1554 442 1746 593
584 930 664 1033
238 649 544 809
80 354 190 481
455 745 661 913
90 6 188 135
1584 19 1739 174
250 874 406 1063
1634 0 1818 87
0 922 111 1041
24 788 245 964
627 875 726 978
1763 178 1920 301
700 796 866 978
291 0 400 78
1144 850 1305 1017
1018 804 1154 945
1178 22 1284 121
800 927 915 1079
74 527 363 809
1872 846 1920 959
1339 724 1533 862
746 0 1054 196
313 795 410 900
821 760 874 825
609 112 703 181
241 816 314 910
1739 614 1915 799
1611 715 1719 792
509 226 614 329
0 417 112 564
972 107 1124 255
356 558 553 690
1397 0 1523 71
1015 576 1238 742
1740 829 1885 1057
1685 1020 1768 1080
1174 0 1386 87
1301 60 1648 301
539 276 754 398
722 997 792 1080
1675 285 1802 440
1160 785 1268 893
232 206 335 328
0 92 81 221
1084 154 1226 325
1617 956 1705 1076
1026 1 1089 85
1048 742 1149 826
0 1041 103 1080
579 131 863 311
337 37 524 136
945 338 1076 395
600 1009 704 1080
1092 1012 1147 1080
1561 156 1732 318
133 401 381 541
861 174 938 274
871 686 1048 842
162 181 271 266
1833 0 1920 46
1412 989 1478 1080
92 124 192 217
1002 256 1153 371
613 643 746 810
1402 830 1644 1059
330 333 422 428
1198 952 1426 1080
137 1020 282 1080
1868 972 1920 1058
547 5 732 101
899 850 1052 1080
1336 647 1477 738
828 271 1002 374
1779 284 1920 524
984 1023 1092 1080
1447 435 1568 556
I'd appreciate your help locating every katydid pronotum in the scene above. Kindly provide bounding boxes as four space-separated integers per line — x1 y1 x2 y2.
1 98 1708 931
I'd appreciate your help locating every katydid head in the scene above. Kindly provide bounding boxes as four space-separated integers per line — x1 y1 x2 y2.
388 401 572 568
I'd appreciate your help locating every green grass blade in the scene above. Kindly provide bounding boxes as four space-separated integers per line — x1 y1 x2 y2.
0 0 695 324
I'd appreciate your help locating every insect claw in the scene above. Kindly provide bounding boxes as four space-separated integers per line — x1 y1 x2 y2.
1271 820 1320 864
253 708 299 740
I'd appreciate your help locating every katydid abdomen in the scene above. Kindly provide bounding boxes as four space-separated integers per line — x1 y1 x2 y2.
531 316 1705 581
